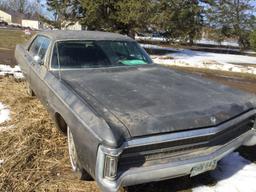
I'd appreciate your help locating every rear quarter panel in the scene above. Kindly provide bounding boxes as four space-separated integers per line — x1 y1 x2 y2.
15 44 30 79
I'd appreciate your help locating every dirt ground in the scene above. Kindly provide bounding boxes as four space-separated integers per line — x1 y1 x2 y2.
170 66 256 94
0 68 256 192
0 49 16 67
0 29 33 66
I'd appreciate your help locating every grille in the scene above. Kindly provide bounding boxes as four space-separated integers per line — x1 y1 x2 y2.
118 116 255 173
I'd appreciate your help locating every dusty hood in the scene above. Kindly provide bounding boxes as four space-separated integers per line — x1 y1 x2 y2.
56 65 256 138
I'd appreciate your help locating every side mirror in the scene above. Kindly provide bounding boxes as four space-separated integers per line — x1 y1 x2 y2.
33 55 43 65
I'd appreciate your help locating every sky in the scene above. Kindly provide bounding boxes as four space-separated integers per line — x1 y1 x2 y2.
40 0 53 19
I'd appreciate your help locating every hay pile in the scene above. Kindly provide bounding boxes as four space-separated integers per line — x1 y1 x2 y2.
0 77 99 192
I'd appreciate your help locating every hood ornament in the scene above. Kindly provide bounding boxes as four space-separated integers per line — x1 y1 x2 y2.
210 116 217 124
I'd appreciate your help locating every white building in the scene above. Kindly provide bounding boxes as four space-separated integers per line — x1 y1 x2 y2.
22 19 43 30
0 10 12 23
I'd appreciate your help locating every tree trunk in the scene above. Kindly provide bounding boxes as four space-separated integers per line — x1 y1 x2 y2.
188 34 194 45
128 28 136 39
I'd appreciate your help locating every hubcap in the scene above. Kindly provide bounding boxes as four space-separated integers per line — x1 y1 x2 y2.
67 126 79 172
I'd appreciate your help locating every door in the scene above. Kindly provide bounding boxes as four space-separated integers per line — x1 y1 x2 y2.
27 35 51 100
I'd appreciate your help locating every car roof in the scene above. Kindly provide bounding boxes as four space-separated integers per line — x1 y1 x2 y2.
38 30 135 42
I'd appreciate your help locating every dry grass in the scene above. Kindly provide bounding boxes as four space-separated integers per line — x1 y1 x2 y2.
166 66 256 95
0 29 33 66
168 65 256 81
0 77 99 192
0 29 31 50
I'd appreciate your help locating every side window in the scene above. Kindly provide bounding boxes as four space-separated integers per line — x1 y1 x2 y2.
38 38 50 59
29 37 41 56
29 36 51 62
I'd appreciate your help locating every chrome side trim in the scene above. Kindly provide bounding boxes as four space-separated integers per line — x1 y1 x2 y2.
244 119 256 146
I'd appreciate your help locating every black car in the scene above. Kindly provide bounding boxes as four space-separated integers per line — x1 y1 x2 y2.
15 30 256 192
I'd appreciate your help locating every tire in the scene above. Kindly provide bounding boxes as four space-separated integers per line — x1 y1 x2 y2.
26 82 35 96
119 187 129 192
67 126 93 181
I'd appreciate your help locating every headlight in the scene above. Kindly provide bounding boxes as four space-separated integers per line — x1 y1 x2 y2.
104 155 118 180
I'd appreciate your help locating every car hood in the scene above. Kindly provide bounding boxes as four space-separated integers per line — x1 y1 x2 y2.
57 65 256 138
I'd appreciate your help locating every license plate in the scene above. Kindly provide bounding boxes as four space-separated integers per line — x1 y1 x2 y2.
190 160 218 177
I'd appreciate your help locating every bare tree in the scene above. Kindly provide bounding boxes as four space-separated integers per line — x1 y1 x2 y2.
0 0 9 11
0 0 42 16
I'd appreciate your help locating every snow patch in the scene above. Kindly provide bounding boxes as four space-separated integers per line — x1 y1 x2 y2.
137 36 239 47
195 38 239 47
0 102 10 124
141 44 256 74
0 65 24 80
141 43 182 52
136 36 169 42
193 152 256 192
169 49 256 65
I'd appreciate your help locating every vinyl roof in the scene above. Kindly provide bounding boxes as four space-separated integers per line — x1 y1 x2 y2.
38 30 134 41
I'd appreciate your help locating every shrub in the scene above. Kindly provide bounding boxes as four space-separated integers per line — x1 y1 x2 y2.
249 30 256 51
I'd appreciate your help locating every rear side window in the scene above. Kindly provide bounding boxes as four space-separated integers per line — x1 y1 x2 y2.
29 36 51 60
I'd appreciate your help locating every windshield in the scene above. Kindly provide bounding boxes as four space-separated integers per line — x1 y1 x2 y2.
51 40 152 69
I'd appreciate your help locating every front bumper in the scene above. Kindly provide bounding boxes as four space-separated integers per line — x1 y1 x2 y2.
96 110 256 192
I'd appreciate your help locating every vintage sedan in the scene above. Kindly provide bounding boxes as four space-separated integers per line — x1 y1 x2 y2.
15 31 256 192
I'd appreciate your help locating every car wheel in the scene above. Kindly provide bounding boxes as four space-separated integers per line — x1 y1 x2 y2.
119 187 129 192
67 126 93 181
26 82 35 96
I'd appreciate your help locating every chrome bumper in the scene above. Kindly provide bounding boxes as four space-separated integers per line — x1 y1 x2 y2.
96 111 256 192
